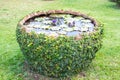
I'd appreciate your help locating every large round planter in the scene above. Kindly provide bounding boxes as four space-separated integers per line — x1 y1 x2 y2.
16 10 103 78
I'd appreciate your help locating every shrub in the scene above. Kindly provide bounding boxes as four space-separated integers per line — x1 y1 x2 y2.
116 0 120 6
109 0 117 2
110 0 120 7
16 10 104 78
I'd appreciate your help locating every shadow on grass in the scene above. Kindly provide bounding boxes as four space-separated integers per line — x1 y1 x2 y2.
21 61 93 80
3 53 96 80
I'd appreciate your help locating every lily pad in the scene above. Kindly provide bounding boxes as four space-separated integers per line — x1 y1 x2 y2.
81 26 88 32
81 19 92 23
63 28 73 32
50 27 61 31
57 31 67 35
40 26 50 29
43 20 52 25
73 27 81 31
60 24 68 28
27 22 41 28
35 18 44 22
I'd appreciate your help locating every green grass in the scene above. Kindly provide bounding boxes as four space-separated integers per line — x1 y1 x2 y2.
0 0 120 80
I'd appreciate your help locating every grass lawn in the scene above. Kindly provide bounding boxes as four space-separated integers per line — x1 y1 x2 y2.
0 0 120 80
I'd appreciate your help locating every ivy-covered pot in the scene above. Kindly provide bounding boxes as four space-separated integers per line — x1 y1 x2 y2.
16 10 103 78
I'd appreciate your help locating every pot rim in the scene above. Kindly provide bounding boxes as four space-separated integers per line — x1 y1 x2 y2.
18 10 98 27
